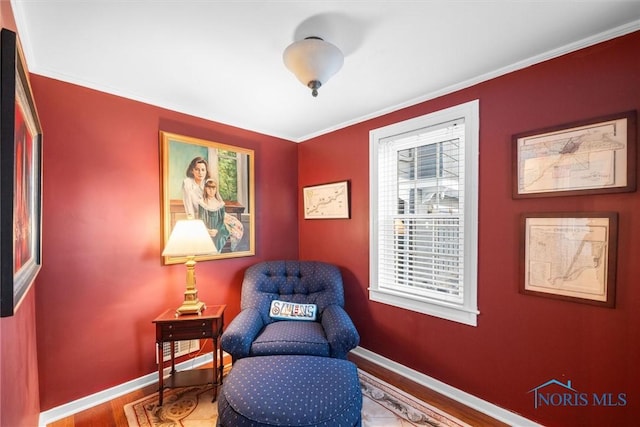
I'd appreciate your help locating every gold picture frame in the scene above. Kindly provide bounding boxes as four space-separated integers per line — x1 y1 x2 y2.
159 131 255 265
520 212 617 308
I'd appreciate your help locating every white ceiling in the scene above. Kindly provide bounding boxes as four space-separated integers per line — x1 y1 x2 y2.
11 1 640 142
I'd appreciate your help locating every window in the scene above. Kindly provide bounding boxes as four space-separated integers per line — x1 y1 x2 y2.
369 100 479 326
207 147 251 211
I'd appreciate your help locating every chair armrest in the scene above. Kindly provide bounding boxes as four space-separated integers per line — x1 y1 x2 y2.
221 308 265 361
321 305 360 359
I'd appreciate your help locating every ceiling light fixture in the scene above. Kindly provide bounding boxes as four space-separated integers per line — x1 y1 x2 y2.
283 36 344 97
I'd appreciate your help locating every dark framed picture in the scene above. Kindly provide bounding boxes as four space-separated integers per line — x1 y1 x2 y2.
512 111 637 198
1 29 43 317
303 180 350 219
520 212 617 308
159 131 255 265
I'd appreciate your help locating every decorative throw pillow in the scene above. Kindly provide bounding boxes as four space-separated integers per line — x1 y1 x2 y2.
269 300 317 321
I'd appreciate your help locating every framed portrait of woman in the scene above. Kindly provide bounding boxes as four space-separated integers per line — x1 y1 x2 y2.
159 131 255 265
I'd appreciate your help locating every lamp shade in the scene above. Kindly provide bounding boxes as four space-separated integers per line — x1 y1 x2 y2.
283 37 343 96
162 219 216 257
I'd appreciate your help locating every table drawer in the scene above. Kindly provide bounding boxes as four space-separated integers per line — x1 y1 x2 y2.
158 319 213 340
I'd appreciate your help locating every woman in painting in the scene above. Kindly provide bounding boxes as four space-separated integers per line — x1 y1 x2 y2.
182 156 210 219
198 179 244 253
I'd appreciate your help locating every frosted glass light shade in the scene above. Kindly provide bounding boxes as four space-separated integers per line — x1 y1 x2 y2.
162 219 216 257
283 37 343 97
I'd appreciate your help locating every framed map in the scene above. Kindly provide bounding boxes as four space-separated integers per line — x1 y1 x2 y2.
512 111 637 198
520 212 617 308
303 180 350 219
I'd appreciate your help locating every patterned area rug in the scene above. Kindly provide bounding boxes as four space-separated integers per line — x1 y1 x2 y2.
124 370 471 427
359 370 472 427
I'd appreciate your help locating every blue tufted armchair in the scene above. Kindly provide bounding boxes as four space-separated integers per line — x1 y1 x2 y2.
221 260 360 361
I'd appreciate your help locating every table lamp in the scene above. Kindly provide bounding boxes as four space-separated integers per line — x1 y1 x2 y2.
162 219 216 316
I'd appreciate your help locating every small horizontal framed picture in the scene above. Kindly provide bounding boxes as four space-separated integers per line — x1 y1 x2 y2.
303 180 350 219
520 212 617 308
512 111 637 198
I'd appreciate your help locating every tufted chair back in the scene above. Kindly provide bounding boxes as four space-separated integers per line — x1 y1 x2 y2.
240 260 345 325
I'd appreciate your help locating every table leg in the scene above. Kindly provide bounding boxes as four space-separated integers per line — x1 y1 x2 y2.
219 313 224 386
157 342 164 406
212 336 218 402
170 341 176 374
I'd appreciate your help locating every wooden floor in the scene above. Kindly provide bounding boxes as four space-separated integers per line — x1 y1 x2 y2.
47 354 508 427
349 353 509 427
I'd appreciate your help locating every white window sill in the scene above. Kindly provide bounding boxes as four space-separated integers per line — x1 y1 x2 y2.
369 287 478 326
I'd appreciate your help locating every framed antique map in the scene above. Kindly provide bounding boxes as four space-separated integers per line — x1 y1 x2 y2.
512 111 637 198
520 212 617 307
303 180 350 219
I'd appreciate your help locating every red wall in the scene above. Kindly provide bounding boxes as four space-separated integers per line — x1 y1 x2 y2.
0 291 40 427
298 31 640 426
30 76 299 410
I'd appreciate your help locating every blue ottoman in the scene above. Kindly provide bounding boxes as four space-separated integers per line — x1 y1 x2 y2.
218 355 362 426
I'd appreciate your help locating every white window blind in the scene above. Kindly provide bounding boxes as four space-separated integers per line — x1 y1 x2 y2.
370 100 479 326
378 119 465 303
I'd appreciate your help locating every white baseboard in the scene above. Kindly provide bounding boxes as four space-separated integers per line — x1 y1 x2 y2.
351 346 542 427
38 353 214 426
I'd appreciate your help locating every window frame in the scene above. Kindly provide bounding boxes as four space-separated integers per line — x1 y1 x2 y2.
369 100 480 326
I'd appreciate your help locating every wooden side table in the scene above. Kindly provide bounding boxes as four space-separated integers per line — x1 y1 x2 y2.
152 305 226 405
